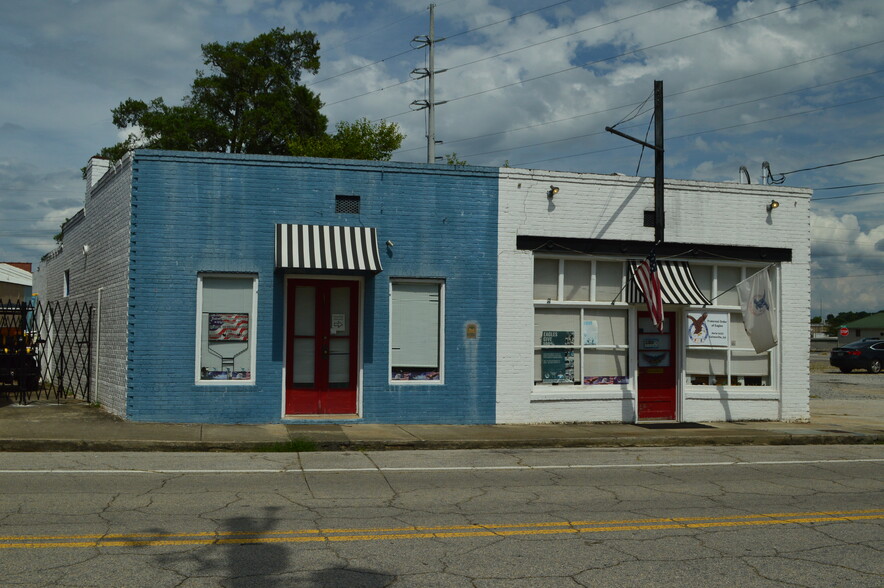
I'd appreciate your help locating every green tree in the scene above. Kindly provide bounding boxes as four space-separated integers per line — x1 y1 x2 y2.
94 28 402 166
444 152 467 165
289 118 404 161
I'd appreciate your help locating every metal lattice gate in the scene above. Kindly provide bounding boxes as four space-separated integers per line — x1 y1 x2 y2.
1 299 93 404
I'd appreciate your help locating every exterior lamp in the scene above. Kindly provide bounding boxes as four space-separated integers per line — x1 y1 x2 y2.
547 185 560 198
767 200 780 213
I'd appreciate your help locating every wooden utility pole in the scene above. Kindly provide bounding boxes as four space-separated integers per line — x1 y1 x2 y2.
605 80 665 243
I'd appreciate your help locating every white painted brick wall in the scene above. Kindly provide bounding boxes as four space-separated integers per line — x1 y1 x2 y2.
34 158 132 417
497 169 811 423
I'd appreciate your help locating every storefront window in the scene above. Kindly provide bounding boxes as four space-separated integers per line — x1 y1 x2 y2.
685 311 770 386
196 274 257 383
390 280 443 382
534 257 629 386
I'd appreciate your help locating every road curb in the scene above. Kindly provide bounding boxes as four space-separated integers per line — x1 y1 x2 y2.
0 433 880 452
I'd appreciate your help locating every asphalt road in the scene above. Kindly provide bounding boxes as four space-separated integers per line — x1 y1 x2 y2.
2 445 882 587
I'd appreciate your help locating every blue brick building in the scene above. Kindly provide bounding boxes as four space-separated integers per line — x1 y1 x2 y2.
38 151 498 424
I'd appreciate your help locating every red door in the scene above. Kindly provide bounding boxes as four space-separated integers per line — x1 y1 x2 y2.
637 311 677 421
286 279 359 415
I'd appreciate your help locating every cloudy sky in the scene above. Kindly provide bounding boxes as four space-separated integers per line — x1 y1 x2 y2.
0 0 881 316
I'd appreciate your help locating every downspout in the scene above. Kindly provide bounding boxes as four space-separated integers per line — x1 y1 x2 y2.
94 287 102 402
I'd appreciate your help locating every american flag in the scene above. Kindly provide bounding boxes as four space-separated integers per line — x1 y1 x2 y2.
635 251 664 332
208 313 249 341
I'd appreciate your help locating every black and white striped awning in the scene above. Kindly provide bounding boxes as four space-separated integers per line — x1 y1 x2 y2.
627 260 710 306
275 224 383 272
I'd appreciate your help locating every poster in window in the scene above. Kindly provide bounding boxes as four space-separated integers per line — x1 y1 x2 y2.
582 320 599 345
542 330 574 345
541 349 574 383
686 312 728 346
208 313 249 341
330 313 345 334
639 351 670 367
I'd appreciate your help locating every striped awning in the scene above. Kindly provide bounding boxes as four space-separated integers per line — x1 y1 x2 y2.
275 224 383 272
627 260 710 306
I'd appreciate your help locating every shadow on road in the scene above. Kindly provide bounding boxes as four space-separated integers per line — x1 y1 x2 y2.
151 506 394 586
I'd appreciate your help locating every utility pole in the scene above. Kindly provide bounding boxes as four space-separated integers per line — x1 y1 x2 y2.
411 4 447 163
605 80 665 243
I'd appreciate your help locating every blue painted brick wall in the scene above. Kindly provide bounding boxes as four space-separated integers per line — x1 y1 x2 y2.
127 150 498 424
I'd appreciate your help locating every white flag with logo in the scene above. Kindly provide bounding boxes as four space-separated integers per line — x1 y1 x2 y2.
736 269 778 353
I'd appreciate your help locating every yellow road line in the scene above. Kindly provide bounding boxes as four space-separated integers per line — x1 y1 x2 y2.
1 510 881 550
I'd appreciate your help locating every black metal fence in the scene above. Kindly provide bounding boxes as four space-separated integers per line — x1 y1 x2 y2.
0 299 93 404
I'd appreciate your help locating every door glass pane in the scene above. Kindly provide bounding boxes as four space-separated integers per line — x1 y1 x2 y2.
329 287 350 336
294 286 315 336
328 338 350 386
292 338 314 386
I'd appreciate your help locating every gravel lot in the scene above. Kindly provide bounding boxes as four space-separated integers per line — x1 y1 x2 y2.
810 351 884 400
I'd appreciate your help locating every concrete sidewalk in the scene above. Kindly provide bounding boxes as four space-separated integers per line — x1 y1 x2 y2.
0 396 881 451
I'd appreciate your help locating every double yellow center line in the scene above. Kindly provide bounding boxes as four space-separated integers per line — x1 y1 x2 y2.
2 509 881 550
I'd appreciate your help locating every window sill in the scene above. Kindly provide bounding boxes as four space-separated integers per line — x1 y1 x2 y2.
195 379 255 386
531 386 633 402
684 388 778 400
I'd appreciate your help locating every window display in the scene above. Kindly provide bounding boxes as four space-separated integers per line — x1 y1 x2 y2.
197 275 257 382
533 257 629 386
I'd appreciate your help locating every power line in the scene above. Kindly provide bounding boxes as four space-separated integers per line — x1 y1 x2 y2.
308 47 421 88
444 0 691 73
443 0 576 41
395 40 884 154
516 94 884 166
816 182 884 190
812 190 884 201
376 0 822 122
458 70 883 159
311 0 577 90
782 154 884 176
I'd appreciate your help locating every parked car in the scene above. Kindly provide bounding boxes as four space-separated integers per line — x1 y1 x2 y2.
829 339 884 374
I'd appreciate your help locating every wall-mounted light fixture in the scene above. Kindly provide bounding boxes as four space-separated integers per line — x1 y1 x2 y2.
385 240 394 248
547 185 559 199
766 200 780 213
82 244 90 256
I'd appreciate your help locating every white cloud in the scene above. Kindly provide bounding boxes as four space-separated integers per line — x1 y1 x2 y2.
0 0 881 309
811 212 884 314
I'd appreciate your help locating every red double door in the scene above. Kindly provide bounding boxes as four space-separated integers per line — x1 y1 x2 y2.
285 279 359 415
637 311 677 421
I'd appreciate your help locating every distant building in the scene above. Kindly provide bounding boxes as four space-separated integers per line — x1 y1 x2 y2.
0 263 33 302
838 312 884 345
35 150 812 424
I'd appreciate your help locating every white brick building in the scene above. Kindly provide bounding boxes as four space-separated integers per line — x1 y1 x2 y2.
496 168 811 423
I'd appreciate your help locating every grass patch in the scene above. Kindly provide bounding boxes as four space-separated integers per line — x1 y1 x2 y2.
253 437 317 452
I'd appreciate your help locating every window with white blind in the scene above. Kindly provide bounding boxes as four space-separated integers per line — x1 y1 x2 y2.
390 280 443 382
